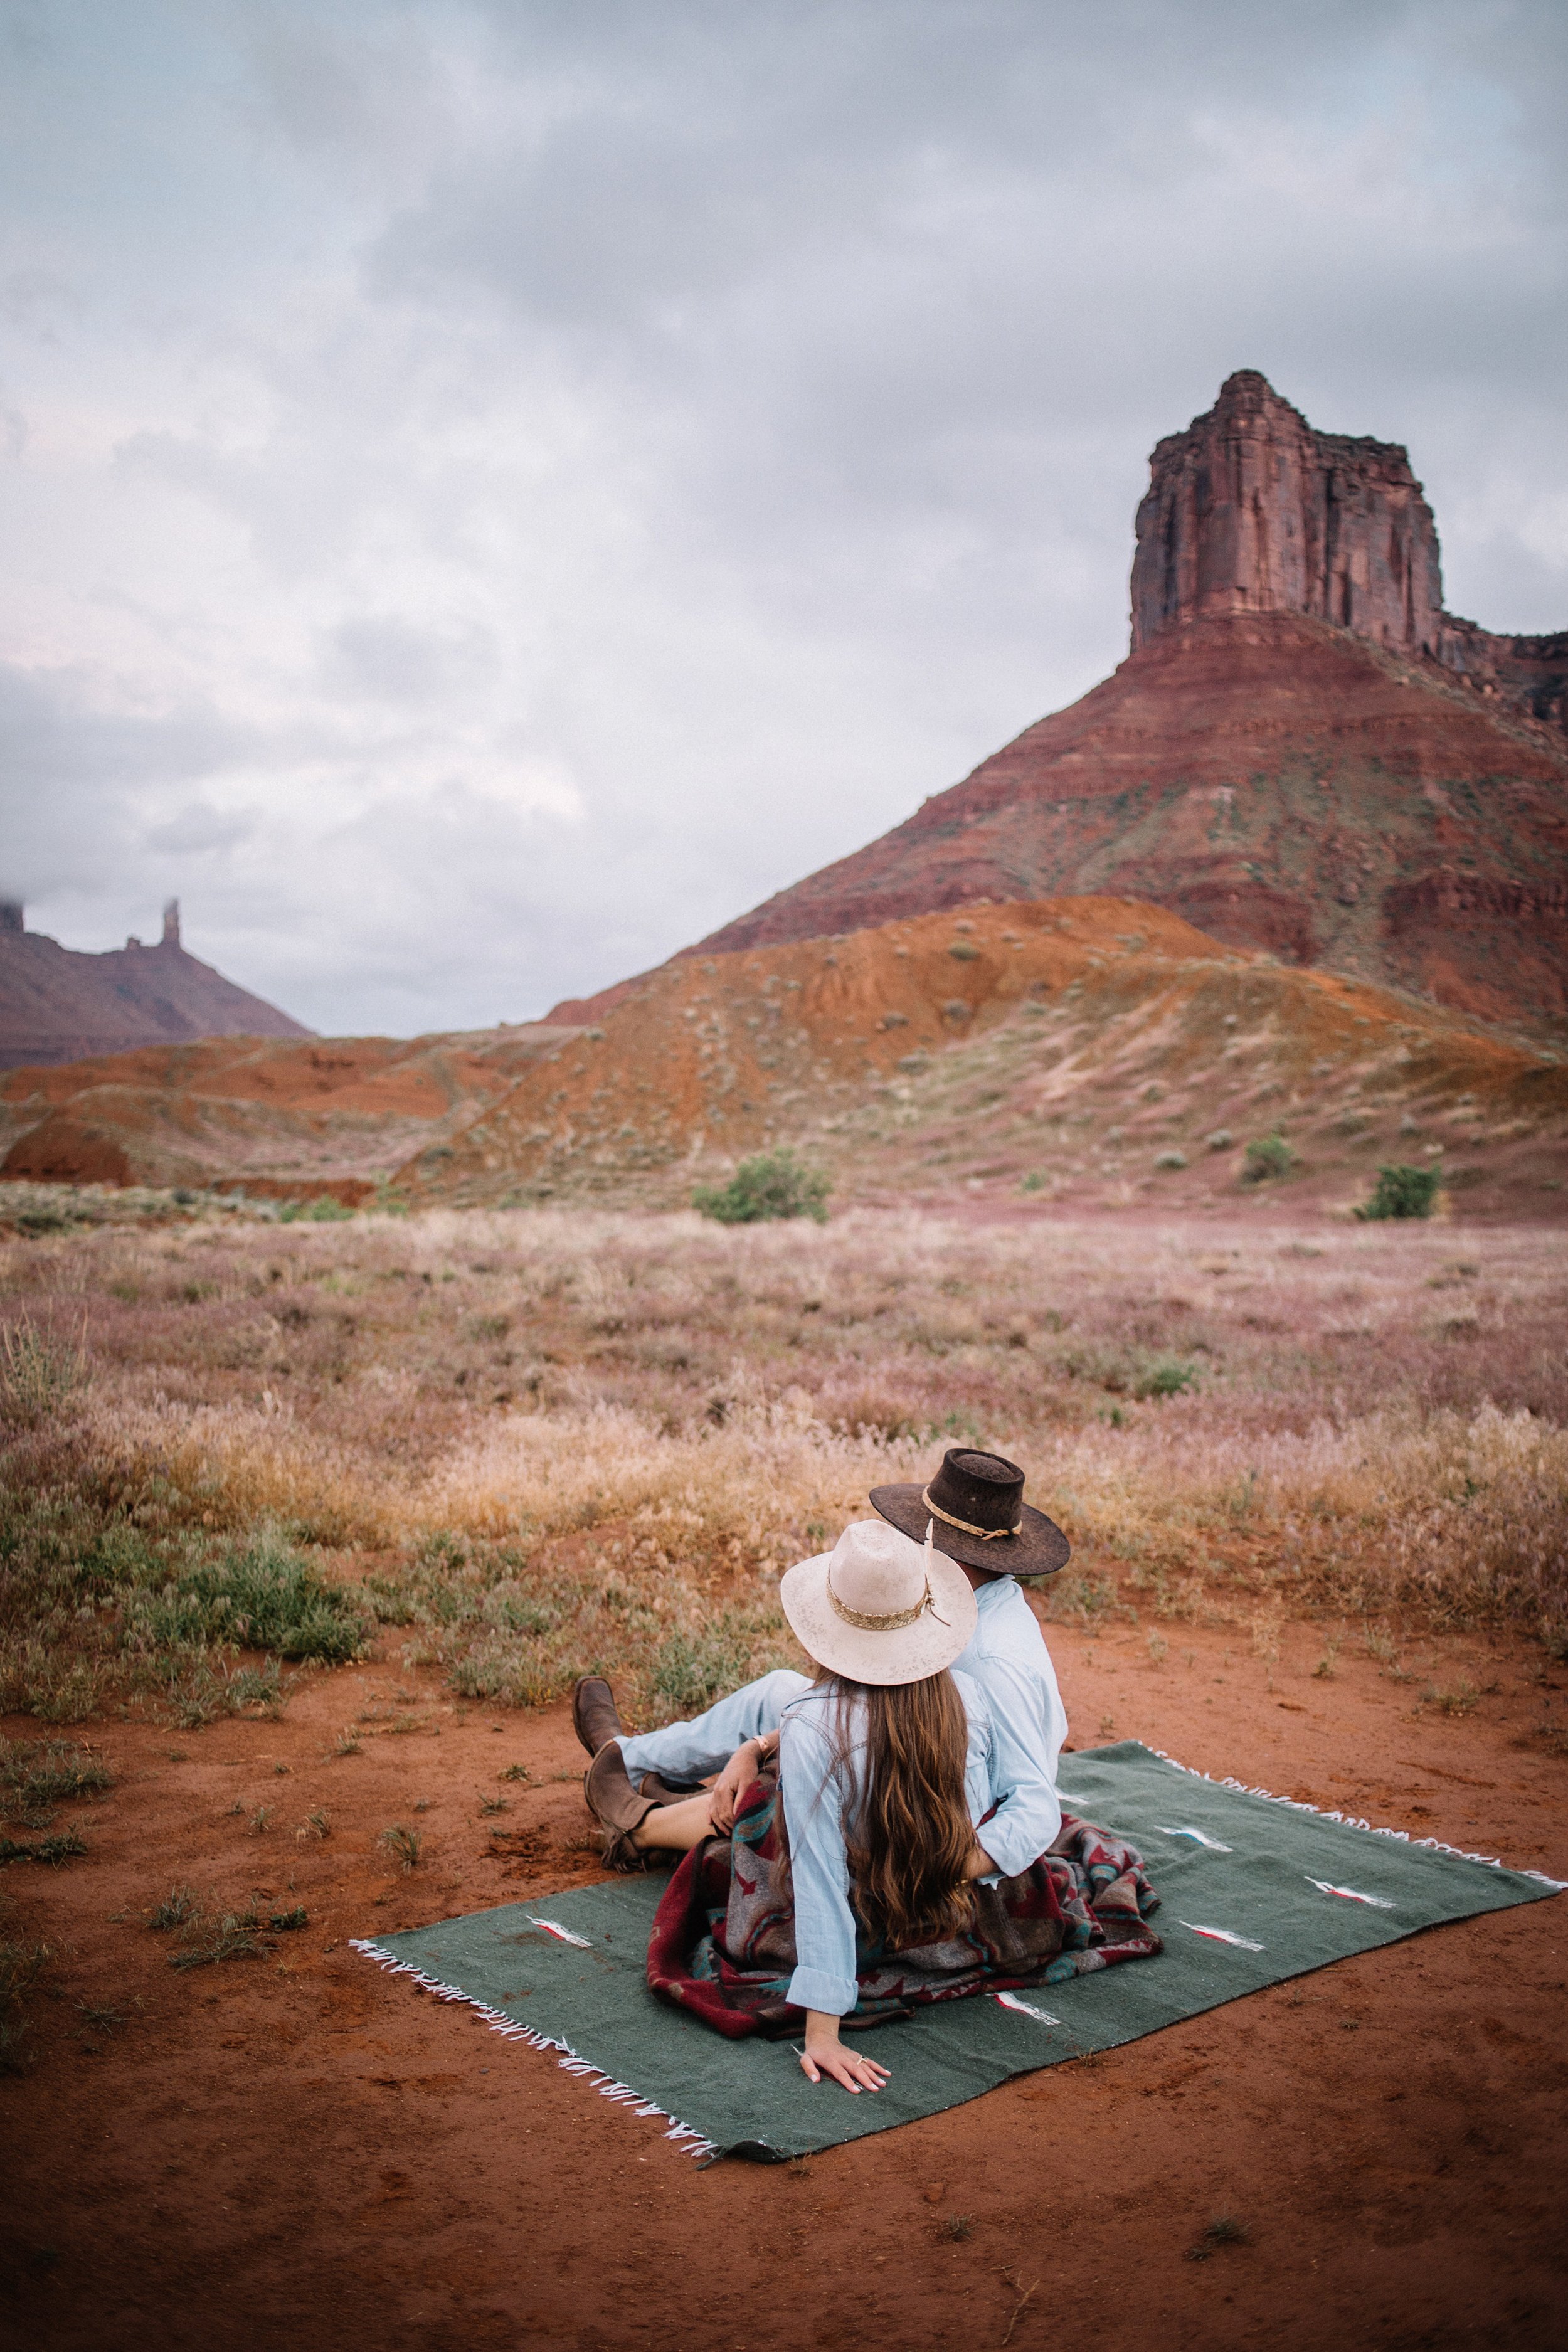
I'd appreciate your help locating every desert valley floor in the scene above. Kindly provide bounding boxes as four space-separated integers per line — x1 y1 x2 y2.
2 1194 1565 2351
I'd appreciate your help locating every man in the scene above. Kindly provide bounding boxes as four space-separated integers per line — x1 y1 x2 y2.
575 1447 1070 1875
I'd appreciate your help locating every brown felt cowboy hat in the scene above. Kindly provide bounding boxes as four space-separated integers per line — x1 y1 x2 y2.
870 1447 1069 1579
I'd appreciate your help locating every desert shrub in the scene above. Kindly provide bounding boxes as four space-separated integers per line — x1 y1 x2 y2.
692 1151 830 1226
648 1619 775 1712
1241 1131 1296 1184
1153 1152 1188 1172
172 1530 369 1663
278 1198 354 1224
1356 1163 1441 1221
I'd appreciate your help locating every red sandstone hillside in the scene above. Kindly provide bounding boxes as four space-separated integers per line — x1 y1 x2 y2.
399 898 1568 1221
662 374 1567 1027
0 899 310 1069
0 1025 576 1199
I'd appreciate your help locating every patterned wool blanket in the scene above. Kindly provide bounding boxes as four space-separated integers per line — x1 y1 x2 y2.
646 1772 1163 2038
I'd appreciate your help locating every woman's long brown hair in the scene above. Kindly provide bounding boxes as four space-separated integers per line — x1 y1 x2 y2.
825 1668 975 1952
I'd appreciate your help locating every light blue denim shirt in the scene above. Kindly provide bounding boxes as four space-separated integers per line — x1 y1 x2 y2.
781 1669 995 2018
946 1574 1067 1880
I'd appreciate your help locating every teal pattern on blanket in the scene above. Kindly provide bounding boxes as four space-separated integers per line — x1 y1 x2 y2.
356 1742 1562 2164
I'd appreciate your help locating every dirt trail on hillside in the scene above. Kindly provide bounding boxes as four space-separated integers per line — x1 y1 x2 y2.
5 1607 1564 2352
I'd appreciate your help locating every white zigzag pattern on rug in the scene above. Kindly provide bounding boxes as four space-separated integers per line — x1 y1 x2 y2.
348 1939 718 2163
1148 1750 1568 1889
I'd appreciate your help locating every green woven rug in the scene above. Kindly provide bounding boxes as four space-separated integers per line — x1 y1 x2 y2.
353 1741 1562 2164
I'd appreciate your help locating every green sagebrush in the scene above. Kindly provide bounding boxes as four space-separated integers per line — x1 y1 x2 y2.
1357 1162 1441 1220
692 1150 830 1226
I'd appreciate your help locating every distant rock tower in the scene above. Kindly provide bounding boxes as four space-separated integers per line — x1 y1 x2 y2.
1130 371 1565 733
162 898 181 947
0 901 22 936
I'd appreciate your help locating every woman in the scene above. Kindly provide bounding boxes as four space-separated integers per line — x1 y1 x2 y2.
628 1518 1162 2093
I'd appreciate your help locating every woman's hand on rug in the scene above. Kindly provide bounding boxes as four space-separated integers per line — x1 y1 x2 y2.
709 1739 763 1833
799 2013 889 2094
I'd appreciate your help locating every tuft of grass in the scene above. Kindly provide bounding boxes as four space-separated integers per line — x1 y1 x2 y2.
1153 1151 1188 1173
148 1885 201 1931
332 1730 364 1756
0 1830 87 1867
477 1794 510 1816
1422 1677 1479 1717
1313 1640 1340 1680
0 1737 113 1825
1357 1163 1441 1221
692 1150 830 1226
268 1905 309 1931
295 1808 330 1841
172 1530 369 1665
170 1912 260 1968
379 1824 423 1871
1187 2214 1249 2260
1 1314 87 1428
945 2213 973 2241
498 1763 529 1783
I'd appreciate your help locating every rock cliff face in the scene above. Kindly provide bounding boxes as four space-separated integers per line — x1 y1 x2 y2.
654 374 1567 1022
1132 371 1566 732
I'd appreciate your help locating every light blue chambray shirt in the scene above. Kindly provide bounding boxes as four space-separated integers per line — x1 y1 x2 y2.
947 1574 1067 1879
781 1668 995 2018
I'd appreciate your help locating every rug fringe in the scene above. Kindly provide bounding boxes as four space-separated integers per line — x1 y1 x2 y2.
1148 1749 1567 1890
348 1940 719 2162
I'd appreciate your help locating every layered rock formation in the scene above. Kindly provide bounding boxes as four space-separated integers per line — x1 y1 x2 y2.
667 375 1567 1021
1132 371 1566 731
0 900 313 1071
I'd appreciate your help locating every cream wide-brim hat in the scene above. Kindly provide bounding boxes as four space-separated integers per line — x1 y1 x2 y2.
780 1518 977 1687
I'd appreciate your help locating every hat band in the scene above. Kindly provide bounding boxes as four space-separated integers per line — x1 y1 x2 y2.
826 1572 946 1633
922 1485 1022 1540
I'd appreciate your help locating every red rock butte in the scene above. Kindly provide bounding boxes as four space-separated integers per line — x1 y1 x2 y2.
659 373 1567 1027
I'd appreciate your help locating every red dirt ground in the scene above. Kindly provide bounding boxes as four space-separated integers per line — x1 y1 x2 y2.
6 1601 1565 2352
403 896 1568 1219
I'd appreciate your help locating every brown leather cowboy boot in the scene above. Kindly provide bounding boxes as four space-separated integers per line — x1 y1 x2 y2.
572 1675 625 1757
583 1740 667 1872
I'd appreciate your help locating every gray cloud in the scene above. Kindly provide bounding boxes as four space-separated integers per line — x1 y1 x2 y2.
1 0 1564 1032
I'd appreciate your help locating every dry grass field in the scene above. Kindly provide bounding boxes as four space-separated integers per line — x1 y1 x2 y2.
3 1189 1565 1731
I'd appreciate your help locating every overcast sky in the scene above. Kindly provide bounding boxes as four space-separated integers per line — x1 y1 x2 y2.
3 1 1565 1034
